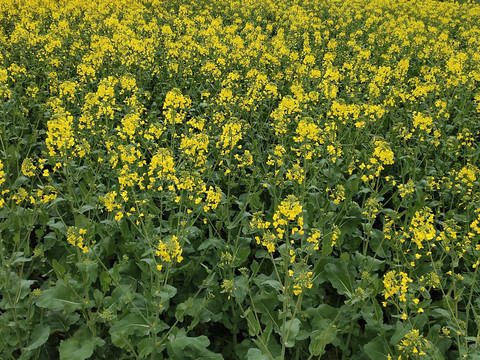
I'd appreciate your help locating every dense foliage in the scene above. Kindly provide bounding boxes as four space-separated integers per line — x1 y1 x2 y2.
1 0 480 358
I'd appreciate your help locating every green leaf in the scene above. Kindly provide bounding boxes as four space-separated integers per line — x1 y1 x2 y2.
322 236 333 256
59 326 104 360
109 313 158 348
137 337 158 358
389 321 408 345
261 279 283 292
52 259 65 278
324 261 354 298
175 297 194 322
309 320 337 356
245 308 261 336
167 329 223 359
354 252 384 272
111 262 120 283
306 304 338 326
36 280 81 310
76 261 98 284
233 275 248 303
77 204 96 214
197 237 223 251
369 229 389 258
247 348 269 360
47 218 67 233
0 270 35 309
100 271 111 292
232 242 250 267
10 252 32 265
364 338 389 359
284 318 300 348
25 324 50 351
158 284 177 301
44 310 80 333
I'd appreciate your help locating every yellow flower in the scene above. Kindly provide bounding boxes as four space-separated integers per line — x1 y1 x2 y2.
0 159 5 187
383 270 412 302
292 270 314 296
155 235 183 263
46 111 75 157
101 191 121 212
163 88 191 125
220 121 242 155
21 158 36 177
66 226 88 253
274 195 303 223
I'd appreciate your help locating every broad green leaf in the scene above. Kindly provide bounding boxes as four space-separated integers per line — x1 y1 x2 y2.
364 338 389 359
100 271 111 292
283 318 300 348
389 321 408 345
137 337 158 358
261 279 283 292
245 308 260 336
10 252 32 265
197 237 223 251
44 309 80 333
36 280 81 310
232 242 250 267
369 229 389 258
167 330 223 359
175 296 194 322
109 313 159 348
309 319 337 356
77 204 96 214
354 252 384 272
24 324 50 351
306 304 338 328
76 261 98 284
324 262 354 298
59 326 104 360
247 348 269 360
52 259 65 278
47 219 66 233
157 284 177 301
233 275 248 303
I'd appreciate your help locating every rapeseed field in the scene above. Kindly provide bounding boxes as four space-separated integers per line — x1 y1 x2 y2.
1 0 480 358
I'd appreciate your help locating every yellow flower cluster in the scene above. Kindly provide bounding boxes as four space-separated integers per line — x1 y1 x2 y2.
397 180 415 198
360 139 395 182
203 186 223 213
46 110 76 157
66 226 89 253
0 159 5 188
273 195 304 238
372 140 395 166
397 329 430 357
251 195 306 253
0 159 5 208
290 269 313 296
155 235 183 264
21 158 36 177
220 121 242 155
306 229 321 250
383 270 412 302
412 112 433 134
163 88 191 125
101 191 122 212
408 208 436 250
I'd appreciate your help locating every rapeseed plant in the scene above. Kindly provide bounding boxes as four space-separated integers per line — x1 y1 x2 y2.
1 0 480 358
